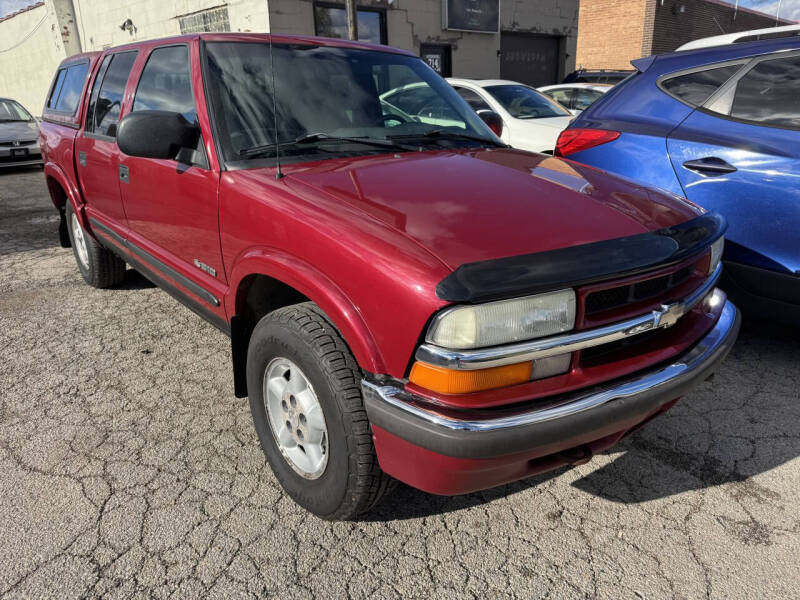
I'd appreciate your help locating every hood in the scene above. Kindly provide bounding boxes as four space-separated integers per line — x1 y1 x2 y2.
280 148 701 270
0 120 39 143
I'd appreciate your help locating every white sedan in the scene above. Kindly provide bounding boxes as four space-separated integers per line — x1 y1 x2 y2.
538 83 612 115
447 78 573 154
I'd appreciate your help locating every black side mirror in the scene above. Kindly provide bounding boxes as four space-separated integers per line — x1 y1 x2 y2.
477 109 503 138
117 110 198 160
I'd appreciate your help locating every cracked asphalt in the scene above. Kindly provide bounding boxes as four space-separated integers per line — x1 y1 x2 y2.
1 167 799 599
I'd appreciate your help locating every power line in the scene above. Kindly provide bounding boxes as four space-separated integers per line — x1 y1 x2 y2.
0 9 47 53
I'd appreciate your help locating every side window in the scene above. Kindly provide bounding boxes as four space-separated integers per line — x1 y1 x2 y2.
47 69 67 109
454 87 492 112
729 55 800 129
132 45 196 123
86 51 137 137
54 63 89 114
661 64 741 107
574 89 602 111
547 89 573 109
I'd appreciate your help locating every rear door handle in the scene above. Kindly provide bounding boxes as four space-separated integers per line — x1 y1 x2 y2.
79 151 86 167
118 164 129 183
682 157 737 176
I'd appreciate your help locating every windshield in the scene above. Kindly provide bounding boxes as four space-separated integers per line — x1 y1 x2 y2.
484 85 570 119
204 42 496 165
0 99 33 122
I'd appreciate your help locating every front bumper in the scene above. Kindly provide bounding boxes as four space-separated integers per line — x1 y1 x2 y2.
363 295 740 494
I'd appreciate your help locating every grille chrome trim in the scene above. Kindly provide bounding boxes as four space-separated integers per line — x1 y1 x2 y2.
415 264 722 371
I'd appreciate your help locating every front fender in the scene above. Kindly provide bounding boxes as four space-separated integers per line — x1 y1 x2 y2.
227 247 386 374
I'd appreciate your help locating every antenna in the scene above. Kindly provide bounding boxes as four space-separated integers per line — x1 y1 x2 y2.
268 32 284 180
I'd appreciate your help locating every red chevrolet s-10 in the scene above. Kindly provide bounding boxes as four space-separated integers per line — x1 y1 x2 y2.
39 33 739 519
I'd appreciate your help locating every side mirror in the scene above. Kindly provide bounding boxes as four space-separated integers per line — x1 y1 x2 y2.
477 109 503 138
117 110 198 160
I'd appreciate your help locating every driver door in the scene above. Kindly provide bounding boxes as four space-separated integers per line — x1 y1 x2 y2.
119 43 227 319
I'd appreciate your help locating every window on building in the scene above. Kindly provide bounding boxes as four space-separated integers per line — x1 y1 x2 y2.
178 6 230 34
50 63 89 114
133 45 196 123
313 2 386 45
661 64 741 107
729 55 800 129
86 51 137 137
453 87 492 112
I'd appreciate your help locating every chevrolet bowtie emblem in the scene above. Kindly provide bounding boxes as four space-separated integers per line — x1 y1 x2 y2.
654 302 684 329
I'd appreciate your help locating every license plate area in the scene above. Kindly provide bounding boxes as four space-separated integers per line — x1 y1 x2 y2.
11 148 29 158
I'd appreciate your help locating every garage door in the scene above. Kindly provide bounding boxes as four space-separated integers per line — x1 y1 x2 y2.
500 33 561 87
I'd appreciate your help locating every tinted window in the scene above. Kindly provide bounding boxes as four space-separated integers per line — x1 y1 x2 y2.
730 55 800 129
574 88 604 111
133 46 196 122
485 85 570 119
88 51 137 137
54 63 88 114
454 87 491 112
47 69 67 109
661 64 740 106
545 88 573 108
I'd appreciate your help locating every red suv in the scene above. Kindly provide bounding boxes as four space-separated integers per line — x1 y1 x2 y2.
39 34 739 519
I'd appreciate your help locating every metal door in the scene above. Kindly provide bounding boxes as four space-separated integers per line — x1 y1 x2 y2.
500 33 561 87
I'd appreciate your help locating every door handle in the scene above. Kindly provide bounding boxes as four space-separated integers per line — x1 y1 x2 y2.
682 157 737 176
79 151 86 167
118 164 129 183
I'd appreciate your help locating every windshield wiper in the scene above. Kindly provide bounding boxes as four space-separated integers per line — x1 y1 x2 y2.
389 129 508 148
239 133 416 157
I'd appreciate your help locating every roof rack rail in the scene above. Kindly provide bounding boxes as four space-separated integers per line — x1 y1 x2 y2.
677 24 800 51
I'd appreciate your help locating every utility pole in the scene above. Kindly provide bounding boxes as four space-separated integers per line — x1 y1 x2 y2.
346 0 358 40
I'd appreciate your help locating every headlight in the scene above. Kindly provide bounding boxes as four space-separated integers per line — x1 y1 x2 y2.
708 237 724 274
426 289 576 349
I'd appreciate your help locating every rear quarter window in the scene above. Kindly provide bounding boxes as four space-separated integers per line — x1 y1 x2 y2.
660 64 741 106
46 62 89 115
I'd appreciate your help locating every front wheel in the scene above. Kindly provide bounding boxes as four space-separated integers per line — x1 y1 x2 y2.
247 302 393 519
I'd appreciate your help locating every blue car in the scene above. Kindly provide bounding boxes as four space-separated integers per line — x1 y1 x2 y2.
556 35 800 324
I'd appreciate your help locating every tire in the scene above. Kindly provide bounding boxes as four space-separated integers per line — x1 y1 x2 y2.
247 302 393 519
65 203 126 288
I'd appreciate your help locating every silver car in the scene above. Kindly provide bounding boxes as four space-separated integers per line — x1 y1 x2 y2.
0 98 41 168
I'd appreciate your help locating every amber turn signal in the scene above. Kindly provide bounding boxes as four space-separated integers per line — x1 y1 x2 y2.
408 361 532 395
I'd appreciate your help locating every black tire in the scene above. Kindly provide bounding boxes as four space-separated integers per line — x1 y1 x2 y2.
247 302 393 519
65 203 126 288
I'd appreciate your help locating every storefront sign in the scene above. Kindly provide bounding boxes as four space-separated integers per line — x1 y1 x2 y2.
445 0 499 33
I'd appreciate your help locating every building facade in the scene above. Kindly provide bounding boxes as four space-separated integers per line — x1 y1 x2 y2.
0 0 579 115
577 0 796 71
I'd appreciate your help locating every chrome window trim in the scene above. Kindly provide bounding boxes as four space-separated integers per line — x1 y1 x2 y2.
416 264 722 371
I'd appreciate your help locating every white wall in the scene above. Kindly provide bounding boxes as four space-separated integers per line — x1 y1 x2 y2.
72 0 269 51
0 3 66 115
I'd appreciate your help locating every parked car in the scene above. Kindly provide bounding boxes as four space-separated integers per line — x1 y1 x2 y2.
562 68 633 85
538 83 612 115
556 35 800 324
0 97 41 168
40 33 739 519
447 78 573 153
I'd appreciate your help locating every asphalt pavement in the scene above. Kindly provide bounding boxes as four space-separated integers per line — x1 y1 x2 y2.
1 167 798 599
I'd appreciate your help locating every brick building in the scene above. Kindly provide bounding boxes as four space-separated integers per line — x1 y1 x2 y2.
576 0 796 71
